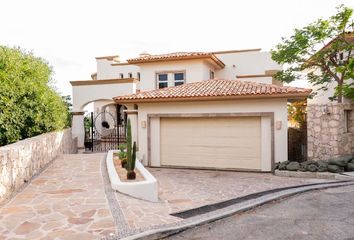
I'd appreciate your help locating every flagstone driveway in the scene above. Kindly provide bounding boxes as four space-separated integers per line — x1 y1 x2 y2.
0 153 331 239
0 154 115 240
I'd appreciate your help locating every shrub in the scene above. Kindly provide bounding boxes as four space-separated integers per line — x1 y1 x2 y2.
0 46 70 145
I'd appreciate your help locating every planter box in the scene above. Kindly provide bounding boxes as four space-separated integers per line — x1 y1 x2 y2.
106 150 158 202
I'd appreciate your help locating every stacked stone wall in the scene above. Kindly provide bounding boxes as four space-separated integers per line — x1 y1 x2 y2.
0 129 77 204
307 103 354 160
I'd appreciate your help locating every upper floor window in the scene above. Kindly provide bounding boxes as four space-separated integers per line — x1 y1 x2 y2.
119 73 124 78
137 72 141 80
157 72 185 89
174 72 185 86
128 72 133 78
158 73 168 89
210 70 215 80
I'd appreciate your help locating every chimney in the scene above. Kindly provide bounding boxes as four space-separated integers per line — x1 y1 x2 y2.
112 55 120 63
139 51 151 58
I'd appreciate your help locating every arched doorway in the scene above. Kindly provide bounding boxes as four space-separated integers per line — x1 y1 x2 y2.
83 104 127 152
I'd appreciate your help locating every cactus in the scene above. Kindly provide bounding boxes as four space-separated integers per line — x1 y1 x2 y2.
131 141 136 169
126 119 132 170
126 119 137 179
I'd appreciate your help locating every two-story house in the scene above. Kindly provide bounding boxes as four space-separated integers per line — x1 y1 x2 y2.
71 48 310 172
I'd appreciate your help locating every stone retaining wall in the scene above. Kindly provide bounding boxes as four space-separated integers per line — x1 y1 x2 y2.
0 129 77 204
307 103 354 160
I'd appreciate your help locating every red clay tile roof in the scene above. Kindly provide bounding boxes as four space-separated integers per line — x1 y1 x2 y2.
127 52 225 68
113 79 311 103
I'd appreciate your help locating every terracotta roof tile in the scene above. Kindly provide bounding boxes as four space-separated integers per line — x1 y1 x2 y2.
114 79 311 103
127 52 225 68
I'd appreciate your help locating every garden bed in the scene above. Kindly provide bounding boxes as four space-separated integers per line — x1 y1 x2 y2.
113 155 145 182
106 150 158 202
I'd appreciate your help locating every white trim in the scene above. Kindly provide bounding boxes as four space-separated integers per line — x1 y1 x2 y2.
106 150 158 202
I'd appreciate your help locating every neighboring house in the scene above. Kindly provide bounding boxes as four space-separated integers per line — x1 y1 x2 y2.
306 33 354 161
71 49 310 172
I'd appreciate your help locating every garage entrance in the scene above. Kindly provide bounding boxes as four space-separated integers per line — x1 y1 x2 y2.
160 117 261 170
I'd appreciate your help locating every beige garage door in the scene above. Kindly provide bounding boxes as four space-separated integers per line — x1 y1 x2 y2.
160 117 261 170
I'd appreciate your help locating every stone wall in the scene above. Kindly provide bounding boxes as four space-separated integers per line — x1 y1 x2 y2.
0 129 77 204
307 103 354 160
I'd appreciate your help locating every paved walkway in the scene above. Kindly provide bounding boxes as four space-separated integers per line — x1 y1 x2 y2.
164 185 354 240
116 168 330 232
0 154 333 239
0 154 115 240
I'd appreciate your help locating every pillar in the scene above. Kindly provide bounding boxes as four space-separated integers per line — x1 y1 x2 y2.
71 111 85 149
124 106 138 146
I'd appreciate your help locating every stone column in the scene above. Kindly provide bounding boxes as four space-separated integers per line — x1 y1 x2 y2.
71 111 85 149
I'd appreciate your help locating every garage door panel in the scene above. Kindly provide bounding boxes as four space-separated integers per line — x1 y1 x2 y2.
160 117 261 170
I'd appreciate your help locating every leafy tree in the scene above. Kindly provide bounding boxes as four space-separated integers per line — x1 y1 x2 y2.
62 95 72 127
288 101 307 128
0 46 69 146
271 5 354 103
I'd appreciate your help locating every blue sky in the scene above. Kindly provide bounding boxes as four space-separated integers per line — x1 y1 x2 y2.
1 0 353 96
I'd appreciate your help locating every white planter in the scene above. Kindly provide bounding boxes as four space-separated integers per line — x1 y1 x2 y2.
106 150 158 202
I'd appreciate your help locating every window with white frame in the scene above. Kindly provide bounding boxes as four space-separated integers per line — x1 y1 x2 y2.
157 73 168 89
174 72 185 86
137 72 140 80
119 73 124 78
157 72 185 89
128 73 133 78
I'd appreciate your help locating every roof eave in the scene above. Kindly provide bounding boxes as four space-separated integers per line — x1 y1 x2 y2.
113 93 311 104
127 55 225 68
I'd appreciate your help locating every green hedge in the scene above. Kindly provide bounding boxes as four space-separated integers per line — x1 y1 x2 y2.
0 46 70 146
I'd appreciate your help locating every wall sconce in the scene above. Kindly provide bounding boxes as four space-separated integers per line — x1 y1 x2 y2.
321 105 330 115
276 121 282 130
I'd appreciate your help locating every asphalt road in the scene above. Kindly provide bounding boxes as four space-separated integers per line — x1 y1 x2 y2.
164 185 354 240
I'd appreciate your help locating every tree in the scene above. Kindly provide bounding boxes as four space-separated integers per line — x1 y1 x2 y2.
62 95 72 127
271 5 354 103
288 101 307 128
0 46 69 146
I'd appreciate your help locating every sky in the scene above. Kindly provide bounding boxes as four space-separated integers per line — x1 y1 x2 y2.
1 0 353 97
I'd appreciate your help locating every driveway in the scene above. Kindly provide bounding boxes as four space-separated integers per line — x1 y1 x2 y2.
164 185 354 240
0 154 334 239
116 168 330 230
0 154 115 240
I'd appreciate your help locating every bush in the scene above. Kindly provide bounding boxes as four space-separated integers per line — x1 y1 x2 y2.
0 46 70 145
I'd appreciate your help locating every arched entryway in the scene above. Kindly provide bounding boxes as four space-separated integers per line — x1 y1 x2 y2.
83 104 127 152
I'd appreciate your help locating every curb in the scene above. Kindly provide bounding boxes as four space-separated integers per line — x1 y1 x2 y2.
119 181 354 240
274 170 354 180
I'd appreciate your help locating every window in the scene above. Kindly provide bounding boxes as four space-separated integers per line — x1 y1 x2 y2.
128 73 133 78
174 72 185 86
137 72 141 80
158 74 168 89
210 70 215 80
119 73 124 78
344 110 351 133
157 71 186 89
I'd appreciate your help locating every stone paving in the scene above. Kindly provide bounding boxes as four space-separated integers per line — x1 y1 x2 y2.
115 168 330 231
0 153 333 239
0 154 115 240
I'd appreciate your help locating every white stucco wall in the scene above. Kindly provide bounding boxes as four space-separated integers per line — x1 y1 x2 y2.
72 82 136 111
96 59 140 80
214 51 282 80
135 98 288 171
138 59 214 91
